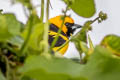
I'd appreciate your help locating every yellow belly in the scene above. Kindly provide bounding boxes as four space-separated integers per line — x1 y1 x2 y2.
49 30 69 55
53 43 69 55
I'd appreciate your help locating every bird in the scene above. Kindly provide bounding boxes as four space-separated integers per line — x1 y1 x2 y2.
48 15 82 55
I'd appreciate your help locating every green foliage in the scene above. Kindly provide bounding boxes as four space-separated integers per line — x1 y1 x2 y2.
70 11 107 63
19 46 120 80
88 34 94 51
21 15 44 53
79 46 120 80
101 35 120 56
0 0 119 80
63 0 96 18
0 14 23 42
70 21 88 62
19 55 86 80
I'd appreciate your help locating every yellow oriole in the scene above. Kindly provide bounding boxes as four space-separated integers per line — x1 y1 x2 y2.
49 15 82 55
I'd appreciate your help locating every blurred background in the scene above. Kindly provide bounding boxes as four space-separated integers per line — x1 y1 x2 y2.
0 0 120 58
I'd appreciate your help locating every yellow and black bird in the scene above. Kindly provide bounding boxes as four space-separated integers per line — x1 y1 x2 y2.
49 15 82 55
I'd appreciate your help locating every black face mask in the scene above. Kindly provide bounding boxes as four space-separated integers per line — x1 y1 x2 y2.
65 22 82 37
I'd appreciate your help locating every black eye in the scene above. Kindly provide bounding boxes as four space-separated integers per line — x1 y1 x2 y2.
65 23 69 26
65 22 73 27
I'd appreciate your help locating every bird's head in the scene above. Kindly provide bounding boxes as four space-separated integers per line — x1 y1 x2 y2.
49 15 82 37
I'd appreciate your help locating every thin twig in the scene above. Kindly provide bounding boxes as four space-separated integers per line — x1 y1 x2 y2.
49 0 53 9
20 15 33 55
3 55 10 80
91 17 99 24
40 0 44 21
22 5 29 18
46 0 50 20
56 40 69 52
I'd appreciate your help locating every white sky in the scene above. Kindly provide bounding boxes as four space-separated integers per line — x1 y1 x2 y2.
0 0 120 58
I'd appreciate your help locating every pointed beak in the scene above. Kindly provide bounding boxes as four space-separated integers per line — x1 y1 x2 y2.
73 24 82 28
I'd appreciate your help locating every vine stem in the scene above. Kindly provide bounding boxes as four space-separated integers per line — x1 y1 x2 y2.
19 15 33 55
42 0 50 53
40 0 44 21
3 55 10 80
91 17 99 24
43 22 49 53
46 0 50 20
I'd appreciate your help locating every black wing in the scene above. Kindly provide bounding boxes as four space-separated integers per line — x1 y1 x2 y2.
49 24 68 47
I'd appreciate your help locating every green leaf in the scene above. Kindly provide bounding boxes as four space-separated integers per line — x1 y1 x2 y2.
80 41 89 54
19 46 120 80
0 70 6 80
64 0 96 18
0 13 23 42
80 46 120 80
88 34 94 51
70 22 88 56
19 55 87 80
8 36 23 48
101 34 120 56
21 22 44 52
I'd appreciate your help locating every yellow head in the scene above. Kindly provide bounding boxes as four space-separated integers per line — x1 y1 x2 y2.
49 15 74 34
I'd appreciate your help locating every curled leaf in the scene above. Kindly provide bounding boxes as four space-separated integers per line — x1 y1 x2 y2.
101 34 120 56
